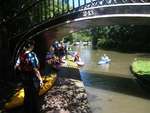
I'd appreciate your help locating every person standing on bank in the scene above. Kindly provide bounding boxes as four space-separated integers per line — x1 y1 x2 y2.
15 40 43 113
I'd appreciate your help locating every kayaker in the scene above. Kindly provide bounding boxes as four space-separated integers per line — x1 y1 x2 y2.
101 54 110 61
59 41 67 63
74 52 80 62
15 40 43 113
98 54 111 65
46 45 60 70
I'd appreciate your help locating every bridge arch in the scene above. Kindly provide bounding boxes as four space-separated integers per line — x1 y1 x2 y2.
11 3 150 60
11 3 150 66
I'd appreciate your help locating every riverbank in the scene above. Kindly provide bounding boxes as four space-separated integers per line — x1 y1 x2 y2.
40 65 91 113
1 62 91 113
40 77 91 113
131 60 150 76
130 60 150 91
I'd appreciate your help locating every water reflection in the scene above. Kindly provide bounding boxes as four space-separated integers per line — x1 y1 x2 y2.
99 64 110 72
80 71 150 99
74 46 150 113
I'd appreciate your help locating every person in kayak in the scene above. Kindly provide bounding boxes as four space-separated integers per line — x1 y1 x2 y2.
101 54 110 62
74 52 80 62
98 54 111 65
46 45 60 70
15 40 43 113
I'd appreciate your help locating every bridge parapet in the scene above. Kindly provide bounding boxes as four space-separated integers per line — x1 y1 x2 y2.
77 0 147 11
0 0 149 39
0 0 150 79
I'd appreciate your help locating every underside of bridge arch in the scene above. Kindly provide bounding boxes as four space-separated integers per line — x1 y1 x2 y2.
6 3 150 79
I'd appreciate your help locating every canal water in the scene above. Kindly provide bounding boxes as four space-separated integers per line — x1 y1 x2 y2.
75 46 150 113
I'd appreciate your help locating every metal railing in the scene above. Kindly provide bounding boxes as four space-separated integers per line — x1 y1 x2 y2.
1 0 149 39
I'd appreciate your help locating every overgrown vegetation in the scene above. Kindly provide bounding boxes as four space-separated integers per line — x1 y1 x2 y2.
64 30 91 44
131 60 150 76
64 25 150 52
93 25 150 52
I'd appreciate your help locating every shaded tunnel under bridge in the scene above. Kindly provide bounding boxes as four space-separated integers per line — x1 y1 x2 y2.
1 0 150 79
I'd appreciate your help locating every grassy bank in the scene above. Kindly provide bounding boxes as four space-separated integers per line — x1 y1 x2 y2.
131 60 150 91
131 60 150 76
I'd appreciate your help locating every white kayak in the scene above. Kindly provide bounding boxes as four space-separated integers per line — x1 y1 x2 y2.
76 61 85 66
98 59 111 65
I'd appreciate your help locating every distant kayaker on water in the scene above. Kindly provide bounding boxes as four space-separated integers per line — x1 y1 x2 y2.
101 54 110 61
98 54 111 65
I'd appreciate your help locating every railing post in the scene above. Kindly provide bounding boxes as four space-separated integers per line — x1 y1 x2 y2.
84 0 87 5
40 3 43 21
67 0 69 12
57 0 60 14
44 0 47 20
53 0 55 16
73 0 75 9
48 0 51 17
62 0 65 13
78 0 80 6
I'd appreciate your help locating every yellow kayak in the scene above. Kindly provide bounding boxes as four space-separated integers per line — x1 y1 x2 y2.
4 73 57 109
62 56 78 69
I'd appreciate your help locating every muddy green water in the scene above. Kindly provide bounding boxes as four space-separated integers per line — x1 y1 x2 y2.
75 46 150 113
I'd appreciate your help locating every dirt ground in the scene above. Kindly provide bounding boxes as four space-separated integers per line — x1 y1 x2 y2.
1 66 91 113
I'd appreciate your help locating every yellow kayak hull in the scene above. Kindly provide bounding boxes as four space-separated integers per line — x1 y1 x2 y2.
62 56 78 68
4 74 57 109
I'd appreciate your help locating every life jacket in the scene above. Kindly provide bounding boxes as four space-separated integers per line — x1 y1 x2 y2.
19 52 33 72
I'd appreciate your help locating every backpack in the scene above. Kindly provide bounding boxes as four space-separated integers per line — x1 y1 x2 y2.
19 52 33 72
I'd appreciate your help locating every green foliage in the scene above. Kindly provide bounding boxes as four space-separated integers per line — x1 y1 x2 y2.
90 25 150 52
64 34 74 44
64 29 92 44
132 60 150 76
64 25 150 52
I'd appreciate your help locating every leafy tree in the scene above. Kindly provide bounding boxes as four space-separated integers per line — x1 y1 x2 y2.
90 25 150 52
63 29 92 44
